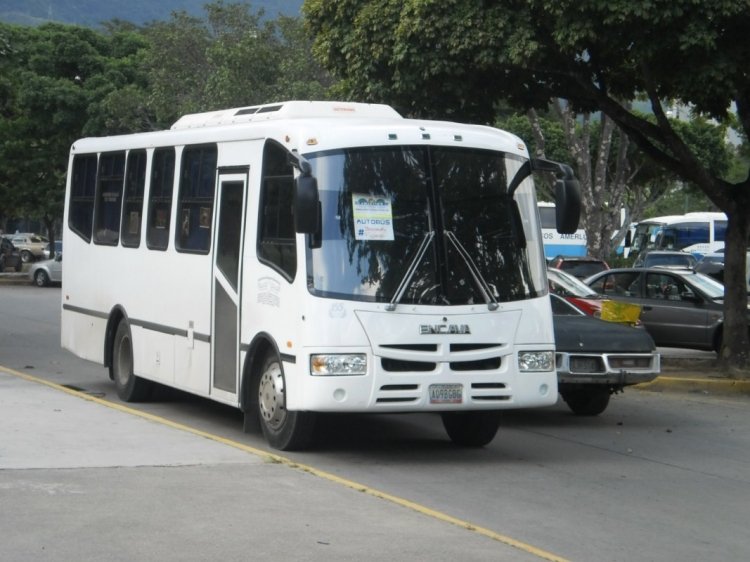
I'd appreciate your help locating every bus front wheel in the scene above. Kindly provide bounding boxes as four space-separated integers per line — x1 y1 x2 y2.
253 354 315 451
111 321 153 402
441 411 501 447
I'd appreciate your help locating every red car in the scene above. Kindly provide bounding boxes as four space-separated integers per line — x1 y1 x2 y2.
547 267 608 317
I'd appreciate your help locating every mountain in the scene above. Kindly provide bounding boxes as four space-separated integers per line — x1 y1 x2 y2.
0 0 304 27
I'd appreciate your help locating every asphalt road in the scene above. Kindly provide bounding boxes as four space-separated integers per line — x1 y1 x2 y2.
2 284 749 562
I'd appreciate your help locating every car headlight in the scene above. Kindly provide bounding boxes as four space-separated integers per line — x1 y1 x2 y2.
310 354 367 376
518 351 555 372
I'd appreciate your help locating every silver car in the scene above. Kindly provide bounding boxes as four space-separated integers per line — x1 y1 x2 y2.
28 255 62 287
584 267 741 352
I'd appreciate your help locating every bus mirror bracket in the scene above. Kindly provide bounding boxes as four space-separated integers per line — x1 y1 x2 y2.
531 159 581 235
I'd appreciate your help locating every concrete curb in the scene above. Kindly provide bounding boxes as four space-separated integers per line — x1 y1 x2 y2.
640 351 750 395
0 272 30 285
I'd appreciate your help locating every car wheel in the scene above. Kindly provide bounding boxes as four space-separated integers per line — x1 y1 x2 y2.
253 353 316 450
34 270 50 287
560 386 611 416
20 250 33 263
441 410 501 447
111 320 153 402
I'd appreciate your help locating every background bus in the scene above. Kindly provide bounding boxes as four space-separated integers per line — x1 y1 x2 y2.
61 100 580 450
628 212 727 260
538 201 587 259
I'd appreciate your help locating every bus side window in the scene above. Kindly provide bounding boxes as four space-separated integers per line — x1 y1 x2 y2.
258 141 296 280
93 151 125 246
69 154 98 242
121 149 147 248
176 144 217 254
147 147 176 251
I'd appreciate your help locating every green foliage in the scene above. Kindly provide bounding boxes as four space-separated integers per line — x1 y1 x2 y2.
0 2 331 231
142 2 330 127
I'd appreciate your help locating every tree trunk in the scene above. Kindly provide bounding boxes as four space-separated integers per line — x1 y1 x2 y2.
720 208 750 371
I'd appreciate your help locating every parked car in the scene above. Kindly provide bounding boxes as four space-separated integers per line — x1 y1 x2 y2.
28 254 62 287
548 255 610 279
632 250 697 269
584 267 739 352
0 237 23 272
551 294 660 415
9 233 47 263
43 240 63 260
694 250 750 291
547 267 609 316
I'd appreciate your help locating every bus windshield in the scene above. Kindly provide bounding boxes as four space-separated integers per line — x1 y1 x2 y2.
306 145 546 305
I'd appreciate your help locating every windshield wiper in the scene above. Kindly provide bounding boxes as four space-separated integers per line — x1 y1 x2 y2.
443 231 499 311
385 231 435 311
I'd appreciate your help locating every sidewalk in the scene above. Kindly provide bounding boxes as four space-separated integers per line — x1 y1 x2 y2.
0 368 525 562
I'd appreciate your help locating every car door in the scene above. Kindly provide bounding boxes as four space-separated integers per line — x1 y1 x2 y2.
639 271 709 347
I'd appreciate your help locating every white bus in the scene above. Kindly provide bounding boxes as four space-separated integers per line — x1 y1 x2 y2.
537 201 587 259
62 101 580 450
628 212 727 260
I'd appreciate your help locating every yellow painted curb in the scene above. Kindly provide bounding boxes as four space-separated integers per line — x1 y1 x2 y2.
637 375 750 394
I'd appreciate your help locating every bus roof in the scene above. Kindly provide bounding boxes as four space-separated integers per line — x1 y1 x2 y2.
170 100 401 129
639 212 726 226
70 101 529 159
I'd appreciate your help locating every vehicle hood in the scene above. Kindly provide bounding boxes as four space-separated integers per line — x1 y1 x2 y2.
554 315 655 353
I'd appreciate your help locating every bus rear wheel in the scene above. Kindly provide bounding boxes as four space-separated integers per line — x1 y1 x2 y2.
111 321 153 402
441 411 501 447
254 354 315 451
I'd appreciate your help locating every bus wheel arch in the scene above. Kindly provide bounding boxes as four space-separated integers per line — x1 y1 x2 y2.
240 334 315 450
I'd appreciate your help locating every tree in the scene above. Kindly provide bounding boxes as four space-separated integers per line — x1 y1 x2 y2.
142 1 331 127
305 0 750 372
0 22 152 241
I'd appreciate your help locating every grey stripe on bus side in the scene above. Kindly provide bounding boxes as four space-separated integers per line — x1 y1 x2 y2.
62 304 211 343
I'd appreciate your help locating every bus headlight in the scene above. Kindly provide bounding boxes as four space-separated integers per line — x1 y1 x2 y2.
518 351 555 372
311 354 367 376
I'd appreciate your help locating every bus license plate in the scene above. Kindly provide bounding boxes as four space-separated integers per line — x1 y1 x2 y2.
429 384 463 404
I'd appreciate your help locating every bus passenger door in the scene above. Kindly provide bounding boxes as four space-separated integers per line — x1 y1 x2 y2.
211 173 247 396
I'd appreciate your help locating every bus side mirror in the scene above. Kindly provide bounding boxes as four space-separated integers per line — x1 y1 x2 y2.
530 158 581 234
624 230 632 248
294 174 319 234
554 173 581 235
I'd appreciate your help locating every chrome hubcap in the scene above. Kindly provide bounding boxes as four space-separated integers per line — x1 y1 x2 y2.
115 335 132 386
258 361 286 430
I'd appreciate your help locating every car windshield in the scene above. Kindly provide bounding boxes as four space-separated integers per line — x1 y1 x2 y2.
685 271 725 299
548 267 598 297
305 145 546 305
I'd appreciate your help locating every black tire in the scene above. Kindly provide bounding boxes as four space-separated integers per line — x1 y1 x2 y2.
20 250 32 263
111 320 153 402
34 270 50 287
252 353 315 451
441 411 501 447
560 386 611 416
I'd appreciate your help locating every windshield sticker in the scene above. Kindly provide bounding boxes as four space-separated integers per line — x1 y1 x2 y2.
352 194 394 241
